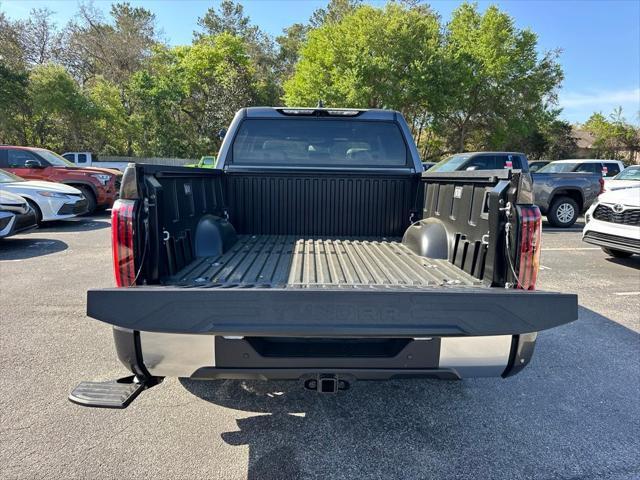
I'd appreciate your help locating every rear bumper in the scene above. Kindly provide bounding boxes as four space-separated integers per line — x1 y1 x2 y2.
113 328 538 380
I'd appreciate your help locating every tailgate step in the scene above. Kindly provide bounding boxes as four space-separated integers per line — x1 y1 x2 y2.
68 375 160 409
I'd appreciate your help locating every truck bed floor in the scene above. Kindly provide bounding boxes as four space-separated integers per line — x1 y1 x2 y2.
170 235 483 289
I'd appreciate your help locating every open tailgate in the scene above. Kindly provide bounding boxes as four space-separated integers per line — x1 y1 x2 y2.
87 287 577 337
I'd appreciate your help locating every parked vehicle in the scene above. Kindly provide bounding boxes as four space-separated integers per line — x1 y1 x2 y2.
430 152 529 172
538 159 625 178
604 165 640 191
528 161 550 173
0 169 88 224
532 163 604 228
0 146 122 213
421 161 436 171
70 107 577 409
62 152 130 173
0 190 37 238
583 186 640 258
186 156 217 169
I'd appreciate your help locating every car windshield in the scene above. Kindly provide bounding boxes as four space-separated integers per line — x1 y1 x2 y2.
613 166 640 181
232 119 408 167
0 169 25 183
537 162 579 173
34 149 75 167
429 154 471 172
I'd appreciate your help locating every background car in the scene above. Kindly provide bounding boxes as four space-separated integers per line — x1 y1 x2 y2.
0 190 38 238
604 165 640 191
429 152 529 172
583 186 640 258
528 160 550 172
538 159 625 177
0 169 88 224
185 155 217 168
0 146 122 213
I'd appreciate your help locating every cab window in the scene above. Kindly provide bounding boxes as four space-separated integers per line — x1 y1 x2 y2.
464 155 497 170
77 153 88 164
603 162 620 177
7 149 39 167
575 163 600 174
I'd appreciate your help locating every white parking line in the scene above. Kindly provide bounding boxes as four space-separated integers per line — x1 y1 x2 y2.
613 292 640 296
542 247 600 251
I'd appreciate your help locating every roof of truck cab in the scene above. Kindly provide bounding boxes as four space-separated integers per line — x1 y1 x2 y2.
552 159 621 163
459 151 526 156
243 107 399 120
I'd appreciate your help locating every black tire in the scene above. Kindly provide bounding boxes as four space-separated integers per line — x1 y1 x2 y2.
26 199 42 225
602 247 633 258
76 186 97 214
547 196 579 227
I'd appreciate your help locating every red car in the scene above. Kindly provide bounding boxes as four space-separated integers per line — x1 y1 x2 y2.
0 146 122 213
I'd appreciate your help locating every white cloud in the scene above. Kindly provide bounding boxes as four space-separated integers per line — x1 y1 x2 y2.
560 88 640 108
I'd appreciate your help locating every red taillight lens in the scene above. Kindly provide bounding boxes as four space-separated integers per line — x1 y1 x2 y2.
516 205 542 290
111 199 136 287
599 177 605 194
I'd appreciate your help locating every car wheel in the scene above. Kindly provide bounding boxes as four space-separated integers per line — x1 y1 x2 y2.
26 199 42 225
76 186 97 214
548 196 579 227
602 247 633 258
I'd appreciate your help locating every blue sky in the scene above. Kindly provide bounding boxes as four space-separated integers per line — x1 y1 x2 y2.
2 0 639 124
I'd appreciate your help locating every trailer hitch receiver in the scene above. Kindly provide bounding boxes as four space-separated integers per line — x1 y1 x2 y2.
304 374 350 393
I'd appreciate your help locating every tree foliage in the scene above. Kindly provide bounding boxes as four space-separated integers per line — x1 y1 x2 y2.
584 108 640 160
0 0 626 162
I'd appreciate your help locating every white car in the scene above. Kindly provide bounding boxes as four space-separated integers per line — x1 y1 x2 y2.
0 169 88 224
540 159 626 178
604 165 640 191
583 186 640 258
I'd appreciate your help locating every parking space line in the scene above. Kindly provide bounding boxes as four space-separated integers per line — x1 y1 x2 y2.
613 292 640 296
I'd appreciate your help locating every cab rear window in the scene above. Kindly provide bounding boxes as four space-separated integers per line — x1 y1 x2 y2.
231 119 408 167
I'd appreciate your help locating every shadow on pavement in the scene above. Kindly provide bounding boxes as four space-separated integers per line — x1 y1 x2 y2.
0 237 68 260
38 216 110 233
180 306 639 480
604 255 640 269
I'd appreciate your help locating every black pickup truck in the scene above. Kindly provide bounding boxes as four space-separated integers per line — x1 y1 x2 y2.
71 108 577 407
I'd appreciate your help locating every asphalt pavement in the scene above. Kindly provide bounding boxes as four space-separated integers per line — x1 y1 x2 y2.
0 215 638 480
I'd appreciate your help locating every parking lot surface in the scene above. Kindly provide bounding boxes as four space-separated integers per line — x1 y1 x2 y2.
1 216 639 480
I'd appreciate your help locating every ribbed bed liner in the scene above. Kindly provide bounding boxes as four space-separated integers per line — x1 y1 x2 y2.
170 235 483 289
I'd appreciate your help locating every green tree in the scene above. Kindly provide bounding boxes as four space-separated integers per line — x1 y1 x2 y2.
197 1 279 104
438 3 563 153
28 64 96 150
0 63 30 144
585 108 640 161
129 33 261 157
284 3 442 113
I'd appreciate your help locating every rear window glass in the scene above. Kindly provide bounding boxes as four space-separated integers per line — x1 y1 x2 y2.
231 119 408 167
538 162 579 173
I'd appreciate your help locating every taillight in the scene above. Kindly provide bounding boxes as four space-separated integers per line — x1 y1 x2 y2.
111 199 136 287
516 205 542 290
599 177 605 194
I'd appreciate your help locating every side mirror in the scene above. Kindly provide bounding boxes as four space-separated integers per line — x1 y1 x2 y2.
24 159 43 169
218 128 227 140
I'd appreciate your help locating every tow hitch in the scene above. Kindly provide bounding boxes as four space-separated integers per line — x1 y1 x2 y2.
304 374 350 393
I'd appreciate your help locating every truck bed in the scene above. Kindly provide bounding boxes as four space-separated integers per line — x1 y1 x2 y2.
169 235 483 289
